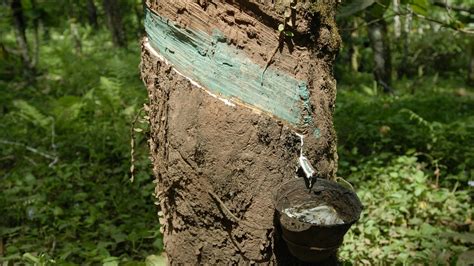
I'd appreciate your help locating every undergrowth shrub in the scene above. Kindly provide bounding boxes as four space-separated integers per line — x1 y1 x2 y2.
336 81 473 264
336 86 474 187
339 156 472 264
0 29 161 264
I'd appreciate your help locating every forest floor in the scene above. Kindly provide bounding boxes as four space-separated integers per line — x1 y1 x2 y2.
0 31 473 264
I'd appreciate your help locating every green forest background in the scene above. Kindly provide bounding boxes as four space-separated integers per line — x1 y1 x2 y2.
0 0 473 264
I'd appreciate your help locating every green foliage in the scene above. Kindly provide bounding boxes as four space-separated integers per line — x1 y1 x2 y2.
335 78 474 264
397 30 469 76
0 28 161 264
336 77 474 184
336 0 474 80
339 155 471 264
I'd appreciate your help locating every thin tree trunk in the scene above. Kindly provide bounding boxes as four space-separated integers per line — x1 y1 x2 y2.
87 0 99 29
102 0 127 47
134 0 144 38
141 1 340 264
468 37 474 87
65 0 82 55
399 9 412 78
70 20 82 55
30 0 40 68
10 0 34 78
350 19 360 72
366 16 393 93
392 0 401 39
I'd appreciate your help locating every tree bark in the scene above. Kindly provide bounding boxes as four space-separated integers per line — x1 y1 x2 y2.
133 0 145 38
102 0 127 47
399 10 412 78
350 19 360 72
87 0 99 29
70 19 82 55
468 37 474 87
10 0 35 78
141 0 340 264
366 16 392 93
392 0 401 39
30 0 40 67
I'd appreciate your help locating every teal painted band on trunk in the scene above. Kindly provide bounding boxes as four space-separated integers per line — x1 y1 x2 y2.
144 7 311 126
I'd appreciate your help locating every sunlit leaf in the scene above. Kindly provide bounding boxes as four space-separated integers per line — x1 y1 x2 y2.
146 254 167 266
410 0 429 16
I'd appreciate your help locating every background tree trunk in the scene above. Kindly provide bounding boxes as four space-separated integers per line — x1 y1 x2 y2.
366 17 392 93
70 19 82 55
141 0 340 264
392 0 401 39
468 37 474 87
86 0 99 29
350 19 360 72
30 0 40 67
10 0 35 78
134 0 144 38
102 0 126 47
399 9 412 78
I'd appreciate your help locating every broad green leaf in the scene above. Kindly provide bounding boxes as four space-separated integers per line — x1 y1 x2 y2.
367 0 391 19
410 0 429 16
283 30 294 37
337 0 376 18
22 253 40 263
146 255 167 266
102 256 120 266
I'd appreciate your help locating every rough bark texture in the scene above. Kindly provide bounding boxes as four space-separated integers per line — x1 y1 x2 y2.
141 0 340 264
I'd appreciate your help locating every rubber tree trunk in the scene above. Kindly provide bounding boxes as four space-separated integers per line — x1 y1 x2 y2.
366 16 392 93
141 1 340 264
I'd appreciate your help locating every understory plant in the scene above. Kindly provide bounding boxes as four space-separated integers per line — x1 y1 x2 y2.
339 155 472 264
